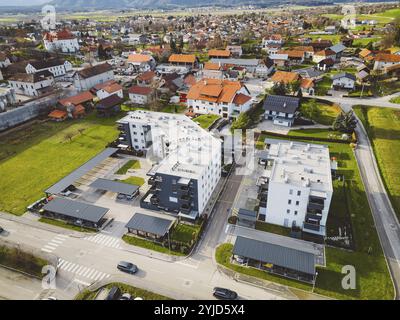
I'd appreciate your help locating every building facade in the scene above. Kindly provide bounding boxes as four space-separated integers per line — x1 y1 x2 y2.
73 63 114 91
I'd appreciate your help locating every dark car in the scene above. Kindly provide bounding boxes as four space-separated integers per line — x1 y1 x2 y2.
106 286 121 300
213 287 238 300
0 226 4 234
117 261 138 274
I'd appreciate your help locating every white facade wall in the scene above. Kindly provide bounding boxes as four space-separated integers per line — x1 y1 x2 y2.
332 77 355 89
74 71 115 91
9 78 54 96
97 88 123 100
26 61 72 78
44 38 80 53
129 93 149 105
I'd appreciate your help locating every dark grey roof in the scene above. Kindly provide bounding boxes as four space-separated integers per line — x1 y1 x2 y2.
331 72 356 81
97 94 124 110
125 213 175 236
238 208 257 222
294 67 323 79
45 148 118 195
43 197 108 223
263 95 300 114
233 236 316 275
89 178 139 195
29 58 66 70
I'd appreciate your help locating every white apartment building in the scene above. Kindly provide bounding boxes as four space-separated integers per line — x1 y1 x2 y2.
73 63 114 91
117 111 222 219
8 72 54 97
26 59 73 78
186 78 253 119
43 29 80 53
259 139 334 236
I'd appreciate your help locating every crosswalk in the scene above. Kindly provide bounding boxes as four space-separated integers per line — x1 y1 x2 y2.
84 234 122 249
57 259 110 283
41 234 68 253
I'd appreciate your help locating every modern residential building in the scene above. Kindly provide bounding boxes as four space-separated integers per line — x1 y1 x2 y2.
258 139 334 236
331 73 356 90
8 72 54 97
73 63 114 91
186 78 252 119
117 110 222 220
263 95 300 127
43 29 80 53
25 58 73 78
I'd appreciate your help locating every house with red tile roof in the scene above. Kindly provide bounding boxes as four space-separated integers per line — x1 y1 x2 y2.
43 29 79 53
373 53 400 71
129 86 154 105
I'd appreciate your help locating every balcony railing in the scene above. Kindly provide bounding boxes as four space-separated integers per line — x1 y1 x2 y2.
308 201 324 211
180 204 192 214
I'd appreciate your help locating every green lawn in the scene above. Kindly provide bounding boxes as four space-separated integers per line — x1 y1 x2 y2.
75 282 171 300
193 114 220 129
0 113 120 215
118 176 145 186
115 160 141 175
161 104 187 114
389 96 400 104
0 245 48 278
255 221 291 237
39 217 97 233
299 99 341 126
170 223 201 243
315 76 332 96
231 131 394 300
288 129 350 141
122 235 185 256
353 106 400 220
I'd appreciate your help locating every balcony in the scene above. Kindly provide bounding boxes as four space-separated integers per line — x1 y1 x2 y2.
150 195 159 205
180 194 192 204
308 201 324 211
303 221 326 236
180 204 192 214
306 212 322 221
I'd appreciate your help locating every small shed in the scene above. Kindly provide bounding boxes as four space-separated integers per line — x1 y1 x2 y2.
125 213 176 240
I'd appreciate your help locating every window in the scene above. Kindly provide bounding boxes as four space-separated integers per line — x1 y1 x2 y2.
287 209 290 214
296 201 299 206
297 190 301 196
294 211 298 215
289 189 293 195
288 200 292 205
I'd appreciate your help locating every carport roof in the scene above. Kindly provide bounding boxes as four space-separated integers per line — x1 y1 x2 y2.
125 213 175 237
89 178 139 195
45 148 118 195
233 236 316 275
42 197 108 223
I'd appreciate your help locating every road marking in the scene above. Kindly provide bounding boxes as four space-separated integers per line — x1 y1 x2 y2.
40 235 68 253
74 279 91 286
43 244 57 250
41 248 53 253
57 259 111 282
84 233 121 249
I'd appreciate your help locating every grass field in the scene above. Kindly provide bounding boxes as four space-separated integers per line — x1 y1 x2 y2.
389 96 400 104
39 217 97 233
193 114 220 129
299 99 341 126
119 176 145 186
122 235 184 256
353 106 400 220
236 131 394 299
75 282 171 300
161 104 187 114
288 128 348 141
0 113 119 215
115 160 141 175
255 221 291 237
170 223 201 243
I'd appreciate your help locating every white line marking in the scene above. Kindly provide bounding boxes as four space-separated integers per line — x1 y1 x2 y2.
90 270 100 280
85 269 96 279
51 239 64 244
77 267 88 276
41 248 53 253
81 268 92 277
43 244 57 250
70 264 80 273
65 263 76 272
75 266 84 274
74 279 91 286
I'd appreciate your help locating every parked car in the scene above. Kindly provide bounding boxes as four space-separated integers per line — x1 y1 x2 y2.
213 287 238 300
0 226 4 234
117 193 126 200
106 286 121 300
119 293 132 300
117 261 138 274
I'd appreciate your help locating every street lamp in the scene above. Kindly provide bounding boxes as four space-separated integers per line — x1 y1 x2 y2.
312 271 319 292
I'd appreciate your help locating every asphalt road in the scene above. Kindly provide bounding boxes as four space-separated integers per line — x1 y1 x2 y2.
0 169 290 300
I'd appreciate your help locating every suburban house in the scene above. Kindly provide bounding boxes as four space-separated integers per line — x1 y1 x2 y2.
201 62 224 79
373 53 400 71
262 34 284 48
96 94 124 117
117 110 222 221
8 72 54 96
317 58 335 71
137 71 157 86
255 57 275 77
312 49 336 63
93 80 123 100
43 29 80 53
128 86 154 105
300 78 315 95
292 46 314 59
263 95 300 127
277 50 305 65
168 54 198 68
186 78 252 119
25 58 73 78
269 54 289 67
331 73 356 90
226 45 243 57
209 58 260 73
0 53 11 68
127 53 156 72
258 139 334 236
73 63 114 91
58 90 94 116
268 71 300 89
208 49 231 59
329 43 347 61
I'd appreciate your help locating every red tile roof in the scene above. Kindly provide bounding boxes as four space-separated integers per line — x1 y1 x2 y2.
129 86 153 95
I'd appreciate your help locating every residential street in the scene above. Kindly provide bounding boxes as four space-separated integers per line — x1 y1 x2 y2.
327 97 400 299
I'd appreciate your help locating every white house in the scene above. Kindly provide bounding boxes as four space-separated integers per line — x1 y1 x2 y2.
0 53 11 68
262 34 284 48
25 58 73 78
259 139 334 236
373 53 400 71
43 29 80 53
116 110 222 219
312 49 336 63
331 73 356 90
73 63 114 91
8 72 54 97
186 78 253 119
263 95 300 127
94 80 123 100
127 54 156 72
128 86 153 105
255 57 275 77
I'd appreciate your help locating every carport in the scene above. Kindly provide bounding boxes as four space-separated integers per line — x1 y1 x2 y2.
125 213 176 241
42 197 109 229
89 178 140 198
